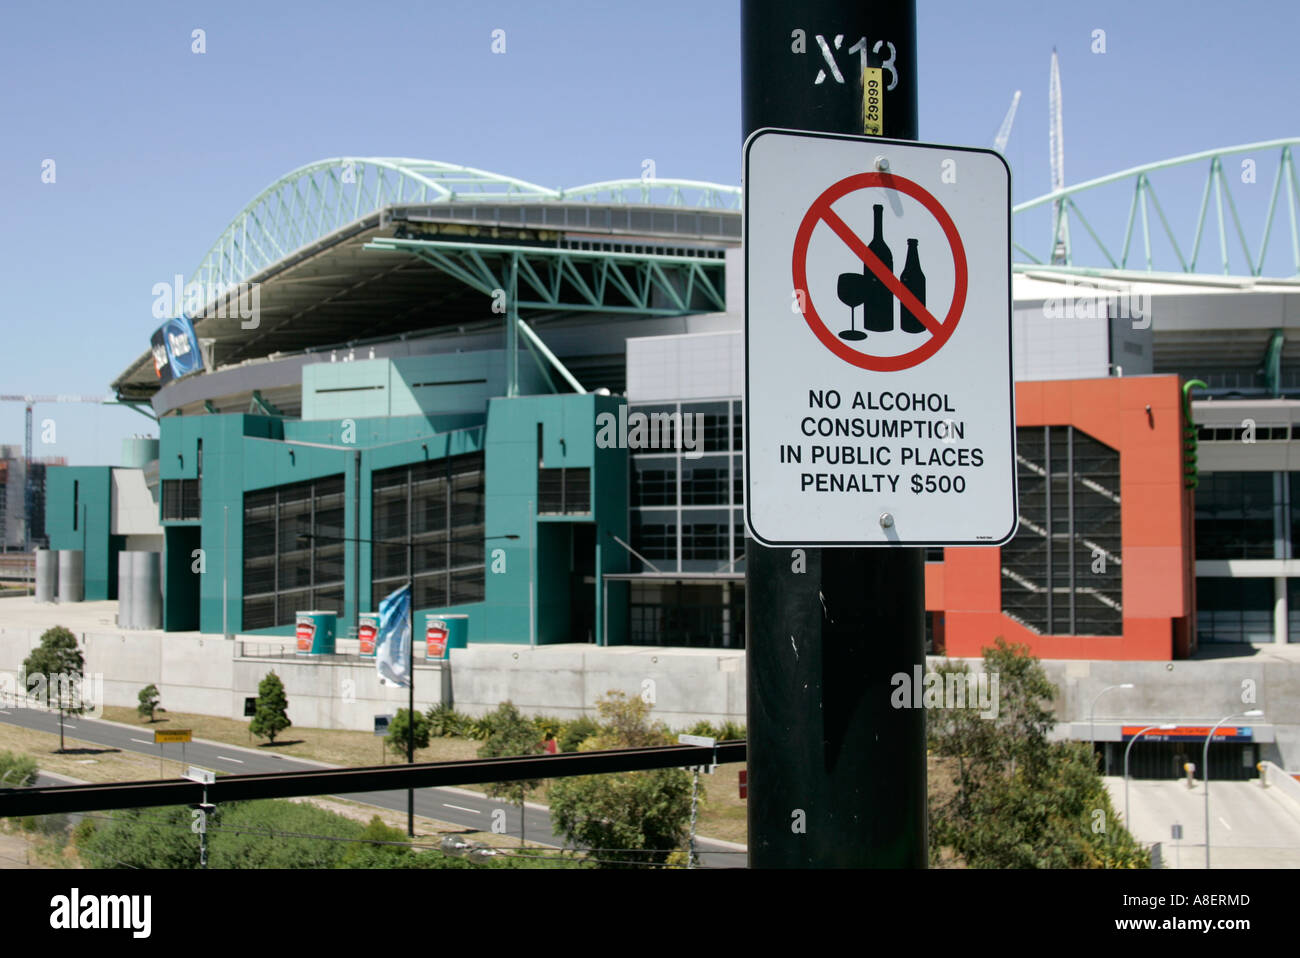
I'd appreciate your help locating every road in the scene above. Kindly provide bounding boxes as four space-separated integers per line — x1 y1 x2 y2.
1104 774 1300 868
0 706 746 868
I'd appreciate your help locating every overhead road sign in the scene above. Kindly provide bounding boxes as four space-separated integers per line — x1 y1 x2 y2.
744 129 1017 546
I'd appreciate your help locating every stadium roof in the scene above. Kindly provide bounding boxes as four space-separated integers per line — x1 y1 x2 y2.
115 140 1300 402
112 158 742 401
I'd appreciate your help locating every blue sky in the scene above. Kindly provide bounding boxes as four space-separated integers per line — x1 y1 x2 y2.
2 0 1296 465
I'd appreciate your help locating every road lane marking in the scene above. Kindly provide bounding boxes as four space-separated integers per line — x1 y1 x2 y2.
130 738 154 745
217 756 244 764
442 803 481 814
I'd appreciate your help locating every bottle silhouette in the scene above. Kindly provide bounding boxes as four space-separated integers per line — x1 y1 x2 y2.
863 204 894 332
899 238 926 334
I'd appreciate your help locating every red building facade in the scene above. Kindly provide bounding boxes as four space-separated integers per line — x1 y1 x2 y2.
927 375 1196 660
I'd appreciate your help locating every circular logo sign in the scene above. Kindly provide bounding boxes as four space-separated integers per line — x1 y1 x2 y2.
792 172 968 372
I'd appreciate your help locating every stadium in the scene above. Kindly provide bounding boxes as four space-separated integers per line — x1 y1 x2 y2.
15 140 1300 773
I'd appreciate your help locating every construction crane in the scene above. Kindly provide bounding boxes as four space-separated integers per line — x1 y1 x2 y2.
993 89 1021 155
0 394 111 550
1049 48 1070 265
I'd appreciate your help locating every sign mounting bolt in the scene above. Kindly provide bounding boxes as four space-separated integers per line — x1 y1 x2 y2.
874 155 890 172
879 513 894 529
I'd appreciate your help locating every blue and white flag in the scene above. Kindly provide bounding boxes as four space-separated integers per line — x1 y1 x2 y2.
375 584 411 688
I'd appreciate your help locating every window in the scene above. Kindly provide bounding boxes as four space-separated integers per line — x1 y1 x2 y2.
538 467 590 515
628 400 746 573
1196 473 1275 559
1198 577 1273 643
631 458 676 507
630 513 676 562
161 479 201 520
629 581 745 648
370 452 486 611
241 475 346 630
1000 426 1122 635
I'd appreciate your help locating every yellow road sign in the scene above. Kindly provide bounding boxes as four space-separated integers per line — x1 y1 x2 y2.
154 729 192 744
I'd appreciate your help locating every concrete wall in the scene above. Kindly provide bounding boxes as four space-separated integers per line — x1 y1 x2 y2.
449 644 745 726
111 468 163 536
5 621 1299 766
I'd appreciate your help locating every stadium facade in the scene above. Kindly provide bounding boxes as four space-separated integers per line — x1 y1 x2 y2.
40 146 1300 662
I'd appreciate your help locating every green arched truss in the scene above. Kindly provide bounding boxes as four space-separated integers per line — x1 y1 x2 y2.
1013 138 1300 279
188 158 741 297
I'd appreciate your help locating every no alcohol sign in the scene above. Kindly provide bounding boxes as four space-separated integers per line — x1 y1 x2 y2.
743 129 1017 546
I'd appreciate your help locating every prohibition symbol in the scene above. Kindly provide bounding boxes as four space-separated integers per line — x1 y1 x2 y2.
792 172 968 372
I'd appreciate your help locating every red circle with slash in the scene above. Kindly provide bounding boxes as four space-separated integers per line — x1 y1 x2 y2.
792 172 968 371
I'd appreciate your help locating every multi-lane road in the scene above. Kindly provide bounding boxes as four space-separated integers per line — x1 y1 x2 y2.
0 706 746 868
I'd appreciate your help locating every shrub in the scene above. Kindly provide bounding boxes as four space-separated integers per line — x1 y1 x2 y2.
385 708 431 757
426 703 466 738
137 684 160 722
558 717 600 753
249 672 291 743
0 750 38 788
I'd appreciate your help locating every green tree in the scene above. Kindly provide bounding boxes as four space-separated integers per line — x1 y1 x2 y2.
137 683 161 722
23 625 85 752
249 672 291 744
73 798 549 869
584 689 671 748
0 750 38 788
558 716 600 753
75 806 199 869
546 690 695 867
339 816 411 867
385 707 430 758
477 701 544 845
927 638 1149 868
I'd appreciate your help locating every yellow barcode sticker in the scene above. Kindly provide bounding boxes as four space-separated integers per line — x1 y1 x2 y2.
863 66 883 136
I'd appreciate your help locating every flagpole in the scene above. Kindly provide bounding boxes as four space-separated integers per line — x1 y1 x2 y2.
296 529 519 840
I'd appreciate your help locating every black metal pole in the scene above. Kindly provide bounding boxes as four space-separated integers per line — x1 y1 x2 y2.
742 0 926 868
407 541 414 838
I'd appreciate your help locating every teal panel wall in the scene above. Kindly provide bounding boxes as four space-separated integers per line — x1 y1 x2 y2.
112 376 632 643
482 392 628 646
46 466 114 600
301 352 545 421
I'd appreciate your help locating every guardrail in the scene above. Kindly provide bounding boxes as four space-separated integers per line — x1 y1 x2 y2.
1259 761 1300 805
234 639 445 667
0 556 34 583
0 741 746 817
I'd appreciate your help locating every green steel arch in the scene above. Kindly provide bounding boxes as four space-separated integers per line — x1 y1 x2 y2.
188 158 741 297
1013 138 1300 279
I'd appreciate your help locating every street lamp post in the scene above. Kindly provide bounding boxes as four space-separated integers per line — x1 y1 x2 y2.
1089 683 1134 775
298 530 518 837
1203 709 1263 869
1123 723 1176 827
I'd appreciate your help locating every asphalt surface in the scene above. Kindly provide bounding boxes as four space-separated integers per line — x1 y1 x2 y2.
1103 773 1300 868
0 706 746 868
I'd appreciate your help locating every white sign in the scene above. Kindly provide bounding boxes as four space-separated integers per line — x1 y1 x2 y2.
678 733 717 748
743 129 1017 546
184 766 215 785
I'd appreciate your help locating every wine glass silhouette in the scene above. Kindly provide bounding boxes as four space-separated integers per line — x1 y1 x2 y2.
837 272 867 341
